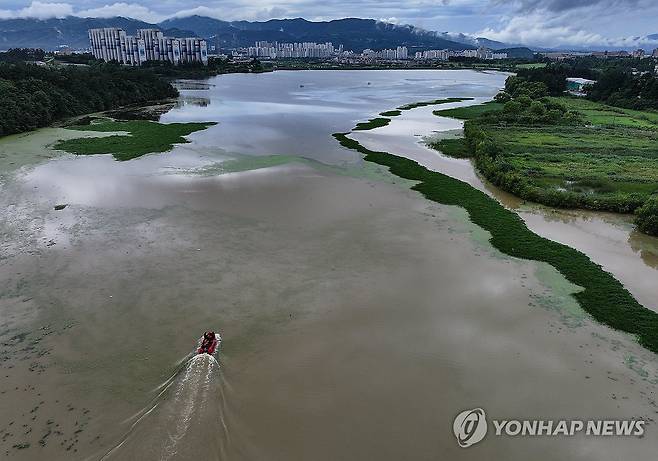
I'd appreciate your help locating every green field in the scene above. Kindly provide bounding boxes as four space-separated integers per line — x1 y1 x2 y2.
432 98 658 213
55 120 216 161
551 97 658 129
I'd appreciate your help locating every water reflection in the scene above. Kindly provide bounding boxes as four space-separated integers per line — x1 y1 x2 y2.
352 104 658 309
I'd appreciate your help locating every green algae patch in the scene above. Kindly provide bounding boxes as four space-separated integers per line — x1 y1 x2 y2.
54 120 216 161
396 97 473 111
332 130 658 354
219 155 303 173
354 117 391 130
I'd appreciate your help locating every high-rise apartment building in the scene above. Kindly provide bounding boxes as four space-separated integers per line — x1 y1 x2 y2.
88 28 208 66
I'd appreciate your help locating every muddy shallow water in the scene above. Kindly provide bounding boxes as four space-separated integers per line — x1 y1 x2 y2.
350 102 658 309
0 70 657 460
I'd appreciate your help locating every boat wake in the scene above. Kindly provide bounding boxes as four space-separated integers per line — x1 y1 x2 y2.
100 351 229 461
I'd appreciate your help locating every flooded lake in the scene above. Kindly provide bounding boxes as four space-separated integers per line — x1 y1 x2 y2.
1 70 657 461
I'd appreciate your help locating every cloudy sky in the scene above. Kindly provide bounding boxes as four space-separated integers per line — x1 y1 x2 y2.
0 0 656 48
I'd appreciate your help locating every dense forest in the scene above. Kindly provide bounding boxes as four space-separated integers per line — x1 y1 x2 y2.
0 58 177 137
517 58 658 110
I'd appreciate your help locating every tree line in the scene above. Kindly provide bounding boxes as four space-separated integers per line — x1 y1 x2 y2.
0 58 178 137
460 69 658 236
510 57 658 110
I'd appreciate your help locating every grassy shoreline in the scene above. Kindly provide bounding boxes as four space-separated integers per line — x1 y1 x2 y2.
333 109 658 354
432 98 658 233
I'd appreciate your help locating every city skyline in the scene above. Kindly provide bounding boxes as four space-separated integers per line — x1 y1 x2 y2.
0 0 657 50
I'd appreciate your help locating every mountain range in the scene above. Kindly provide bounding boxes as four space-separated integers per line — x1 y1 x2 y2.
0 15 522 53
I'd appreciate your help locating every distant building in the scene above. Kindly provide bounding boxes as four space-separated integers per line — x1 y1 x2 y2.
88 28 208 66
247 41 338 59
472 47 507 60
591 50 630 58
653 48 658 58
632 49 646 58
566 77 596 96
414 49 450 60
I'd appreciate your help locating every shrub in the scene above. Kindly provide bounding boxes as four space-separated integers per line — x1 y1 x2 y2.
635 196 658 236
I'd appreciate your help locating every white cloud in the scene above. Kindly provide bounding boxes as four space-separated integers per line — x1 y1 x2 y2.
0 0 655 48
77 3 167 23
479 10 658 49
0 1 74 19
478 13 607 48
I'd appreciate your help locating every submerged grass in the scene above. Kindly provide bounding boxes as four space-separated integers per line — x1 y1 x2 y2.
353 98 476 133
333 131 658 354
54 120 216 161
397 97 473 111
354 117 391 130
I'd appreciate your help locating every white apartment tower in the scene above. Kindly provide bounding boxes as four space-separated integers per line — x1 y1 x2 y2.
89 28 208 66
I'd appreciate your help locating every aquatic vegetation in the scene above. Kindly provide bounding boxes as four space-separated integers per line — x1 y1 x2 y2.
353 98 475 132
396 97 473 111
354 117 391 130
333 131 658 354
54 120 216 161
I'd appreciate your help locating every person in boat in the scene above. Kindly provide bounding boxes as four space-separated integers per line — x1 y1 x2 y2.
200 331 216 352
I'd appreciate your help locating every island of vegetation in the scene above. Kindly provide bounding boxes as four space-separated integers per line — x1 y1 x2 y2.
54 120 216 161
354 117 392 130
430 60 658 236
332 123 658 354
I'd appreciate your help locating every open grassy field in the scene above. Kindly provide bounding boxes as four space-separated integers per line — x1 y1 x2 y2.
431 98 658 210
552 97 658 129
55 120 216 161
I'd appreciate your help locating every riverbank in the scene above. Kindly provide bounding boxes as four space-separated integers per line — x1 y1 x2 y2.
432 97 658 236
334 111 658 353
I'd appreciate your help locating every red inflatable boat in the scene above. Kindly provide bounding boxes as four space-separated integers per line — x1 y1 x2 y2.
197 331 220 355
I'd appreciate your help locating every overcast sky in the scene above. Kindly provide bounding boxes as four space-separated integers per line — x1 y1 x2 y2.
0 0 657 48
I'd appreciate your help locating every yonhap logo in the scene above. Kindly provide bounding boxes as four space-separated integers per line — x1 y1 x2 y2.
452 407 645 447
453 408 488 448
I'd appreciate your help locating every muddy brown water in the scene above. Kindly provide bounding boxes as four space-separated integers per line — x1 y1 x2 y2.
0 70 657 461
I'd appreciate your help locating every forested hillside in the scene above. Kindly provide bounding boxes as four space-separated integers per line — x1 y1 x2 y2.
0 62 177 137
